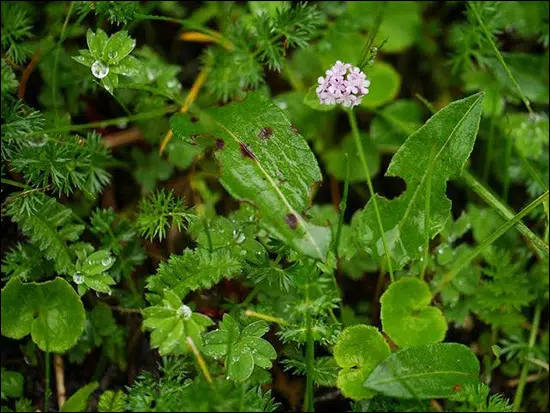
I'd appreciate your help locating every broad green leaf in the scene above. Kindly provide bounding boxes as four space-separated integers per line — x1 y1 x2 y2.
323 133 380 183
142 290 212 355
334 325 390 400
111 56 141 77
360 62 401 109
370 100 423 150
1 277 85 352
86 29 108 59
1 369 24 399
98 390 127 412
353 93 484 269
170 91 331 261
380 277 447 347
350 1 422 53
203 314 276 381
364 343 481 399
103 31 136 64
60 382 99 412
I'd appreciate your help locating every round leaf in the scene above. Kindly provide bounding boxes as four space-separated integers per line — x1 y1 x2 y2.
1 277 85 352
227 342 255 381
381 277 447 347
360 61 401 109
334 325 390 400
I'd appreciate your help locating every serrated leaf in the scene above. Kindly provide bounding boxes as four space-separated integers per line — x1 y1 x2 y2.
364 343 480 399
334 325 390 400
203 314 276 381
1 277 85 352
380 277 447 347
170 91 331 260
97 390 126 412
353 93 484 269
98 390 127 412
141 290 212 356
103 31 136 64
360 61 401 109
87 29 108 59
61 382 99 412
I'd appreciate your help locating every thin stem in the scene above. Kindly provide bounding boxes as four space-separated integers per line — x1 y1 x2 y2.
469 2 533 115
44 351 51 412
461 170 549 256
186 336 213 385
513 303 543 411
1 178 30 190
347 109 394 282
51 1 75 124
435 190 549 294
421 145 436 280
304 270 315 413
28 106 177 137
244 309 287 325
482 100 498 181
503 128 513 201
334 154 350 258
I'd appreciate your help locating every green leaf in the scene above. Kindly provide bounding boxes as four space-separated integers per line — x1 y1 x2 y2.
110 55 141 77
359 61 401 109
60 382 99 412
370 100 423 150
323 132 380 182
98 390 127 412
80 250 115 275
170 91 331 261
364 343 481 399
1 277 86 352
350 1 422 53
87 29 108 60
103 31 136 64
1 369 24 399
353 93 484 269
203 314 276 381
380 277 447 347
334 325 390 400
142 290 212 355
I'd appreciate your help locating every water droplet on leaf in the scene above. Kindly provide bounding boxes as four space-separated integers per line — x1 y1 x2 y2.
73 272 85 284
91 60 109 79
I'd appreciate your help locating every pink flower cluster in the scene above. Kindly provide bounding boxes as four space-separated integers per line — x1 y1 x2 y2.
316 61 370 108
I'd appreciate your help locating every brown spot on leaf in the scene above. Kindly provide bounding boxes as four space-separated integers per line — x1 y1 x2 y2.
290 124 299 135
453 385 462 392
258 127 273 140
190 116 199 123
285 213 298 230
239 143 256 160
216 139 224 149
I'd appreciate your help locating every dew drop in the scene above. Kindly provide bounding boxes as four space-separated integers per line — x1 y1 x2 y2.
418 246 424 252
88 259 95 265
235 232 246 244
167 79 178 88
177 304 192 319
108 50 118 60
27 136 47 147
101 257 113 266
91 60 109 79
73 272 85 284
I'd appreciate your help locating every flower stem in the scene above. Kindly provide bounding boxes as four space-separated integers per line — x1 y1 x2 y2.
513 302 543 411
304 270 315 412
244 310 287 325
347 109 394 282
434 190 549 294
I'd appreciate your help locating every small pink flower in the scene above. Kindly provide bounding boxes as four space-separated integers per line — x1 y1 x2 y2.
316 61 370 108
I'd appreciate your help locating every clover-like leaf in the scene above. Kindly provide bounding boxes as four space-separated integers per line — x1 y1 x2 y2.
353 92 484 269
1 277 85 352
73 249 116 295
359 61 401 109
103 30 136 64
141 289 212 356
334 325 390 400
86 29 108 59
364 343 480 399
170 91 331 261
380 277 447 348
203 315 276 381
